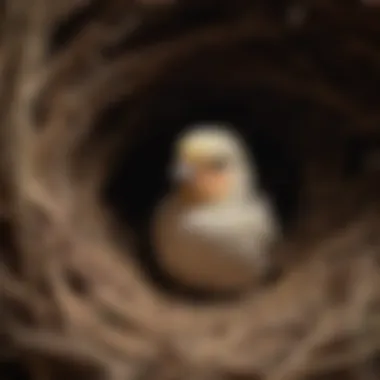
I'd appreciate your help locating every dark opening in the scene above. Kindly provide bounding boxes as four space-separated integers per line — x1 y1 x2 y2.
103 87 302 233
99 82 304 299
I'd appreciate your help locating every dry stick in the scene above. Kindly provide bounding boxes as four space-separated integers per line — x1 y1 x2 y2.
3 3 55 380
264 310 345 380
79 11 280 106
31 11 145 184
0 2 34 206
25 199 132 349
14 132 90 336
51 284 154 361
39 3 375 184
349 255 379 380
56 209 156 316
27 237 160 361
4 0 50 279
0 0 59 325
0 264 49 316
40 4 274 92
295 263 380 379
13 178 78 331
22 0 380 139
299 336 380 378
33 96 101 200
67 240 157 302
10 326 136 372
72 9 380 133
45 229 146 358
266 256 377 380
91 286 164 336
62 293 159 360
35 9 144 102
44 227 84 331
34 8 281 157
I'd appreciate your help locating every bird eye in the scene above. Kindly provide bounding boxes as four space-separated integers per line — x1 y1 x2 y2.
207 157 229 171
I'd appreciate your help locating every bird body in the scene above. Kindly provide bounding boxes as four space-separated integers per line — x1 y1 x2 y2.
151 124 279 292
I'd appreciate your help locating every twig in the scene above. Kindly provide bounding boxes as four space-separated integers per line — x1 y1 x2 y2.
299 337 380 378
11 326 131 370
3 0 52 284
266 311 343 380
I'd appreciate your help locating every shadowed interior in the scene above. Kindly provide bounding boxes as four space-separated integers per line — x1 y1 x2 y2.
103 89 302 232
99 77 368 299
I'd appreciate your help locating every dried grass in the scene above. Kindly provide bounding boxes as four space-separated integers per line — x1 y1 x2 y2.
1 1 380 379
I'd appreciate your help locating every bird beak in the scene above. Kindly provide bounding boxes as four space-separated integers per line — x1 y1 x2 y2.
171 162 195 183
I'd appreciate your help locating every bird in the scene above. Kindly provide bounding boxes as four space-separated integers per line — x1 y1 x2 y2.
151 123 280 293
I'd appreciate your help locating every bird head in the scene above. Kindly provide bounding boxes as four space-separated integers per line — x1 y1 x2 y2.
170 123 255 205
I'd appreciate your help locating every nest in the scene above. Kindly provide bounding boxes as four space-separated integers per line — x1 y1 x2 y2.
1 0 380 379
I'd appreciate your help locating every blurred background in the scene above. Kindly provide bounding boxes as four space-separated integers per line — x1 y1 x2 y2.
1 0 380 379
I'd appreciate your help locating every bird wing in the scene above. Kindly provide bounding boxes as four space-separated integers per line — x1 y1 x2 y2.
183 200 279 267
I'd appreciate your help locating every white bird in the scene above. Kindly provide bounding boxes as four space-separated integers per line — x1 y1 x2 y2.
151 123 280 292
